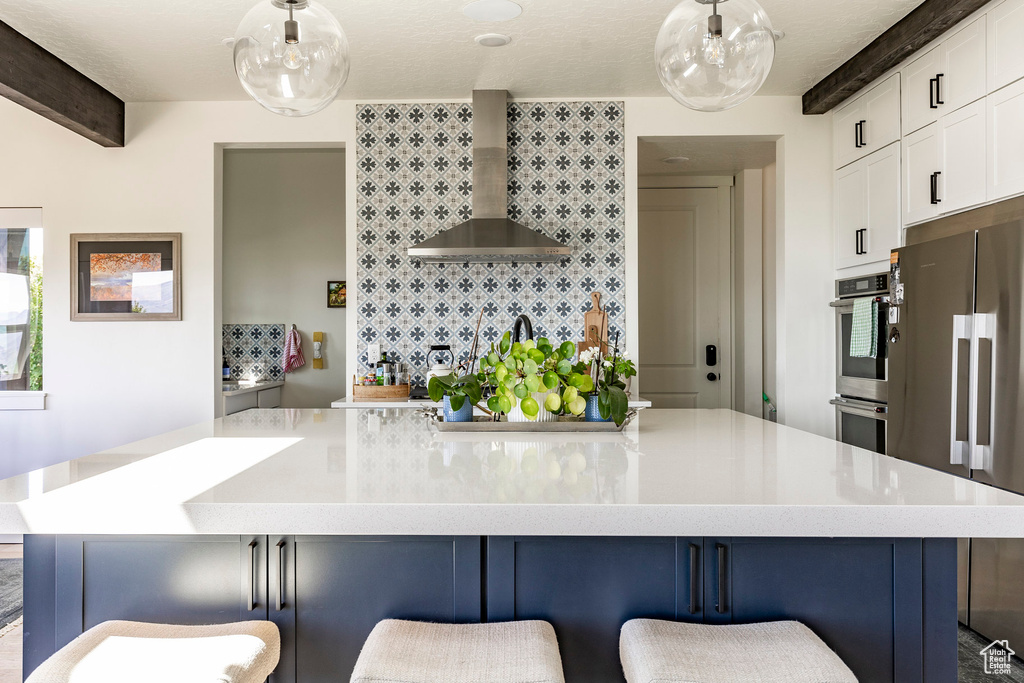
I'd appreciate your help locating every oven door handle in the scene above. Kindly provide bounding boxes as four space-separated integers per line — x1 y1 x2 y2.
830 398 888 420
950 315 972 466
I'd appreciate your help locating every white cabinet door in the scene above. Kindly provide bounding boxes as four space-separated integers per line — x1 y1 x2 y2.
862 74 902 157
902 46 943 136
835 144 901 270
902 123 942 225
942 18 987 112
988 0 1024 93
941 99 987 213
864 143 902 265
835 161 867 269
902 19 985 137
834 98 867 169
988 78 1024 201
834 74 901 169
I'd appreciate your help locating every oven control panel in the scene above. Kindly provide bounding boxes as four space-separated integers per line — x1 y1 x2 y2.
837 273 889 298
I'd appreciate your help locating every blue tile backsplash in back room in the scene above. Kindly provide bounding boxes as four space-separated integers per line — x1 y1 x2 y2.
356 101 627 386
222 324 286 382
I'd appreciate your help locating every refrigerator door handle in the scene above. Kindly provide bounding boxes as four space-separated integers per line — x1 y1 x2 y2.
951 314 972 466
970 314 996 471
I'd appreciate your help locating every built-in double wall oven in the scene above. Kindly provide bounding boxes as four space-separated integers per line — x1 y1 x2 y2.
830 273 889 453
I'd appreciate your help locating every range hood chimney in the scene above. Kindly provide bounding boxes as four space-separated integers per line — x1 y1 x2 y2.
407 90 571 264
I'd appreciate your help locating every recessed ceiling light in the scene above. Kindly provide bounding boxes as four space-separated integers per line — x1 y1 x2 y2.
463 0 523 22
475 33 512 47
661 156 690 164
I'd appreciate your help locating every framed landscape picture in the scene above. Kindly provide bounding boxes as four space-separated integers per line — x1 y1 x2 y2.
328 281 346 308
71 233 181 321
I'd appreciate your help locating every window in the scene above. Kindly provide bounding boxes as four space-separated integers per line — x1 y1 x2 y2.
1 208 43 394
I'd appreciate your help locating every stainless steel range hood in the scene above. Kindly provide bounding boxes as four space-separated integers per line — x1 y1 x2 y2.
408 90 571 264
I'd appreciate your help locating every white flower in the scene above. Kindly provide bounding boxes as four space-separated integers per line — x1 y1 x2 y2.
602 360 612 367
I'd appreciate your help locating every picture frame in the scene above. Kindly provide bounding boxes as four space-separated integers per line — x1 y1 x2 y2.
328 281 346 308
70 233 182 321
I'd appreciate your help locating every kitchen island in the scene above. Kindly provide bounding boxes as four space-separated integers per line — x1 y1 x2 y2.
7 409 1024 683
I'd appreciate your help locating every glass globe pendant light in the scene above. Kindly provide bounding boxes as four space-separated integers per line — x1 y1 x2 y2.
233 0 350 117
655 0 776 112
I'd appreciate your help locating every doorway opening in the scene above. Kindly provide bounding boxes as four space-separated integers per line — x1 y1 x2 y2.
217 145 347 413
637 136 777 412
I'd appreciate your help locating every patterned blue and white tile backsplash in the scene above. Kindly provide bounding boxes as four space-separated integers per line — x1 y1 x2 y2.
356 101 627 385
222 324 286 382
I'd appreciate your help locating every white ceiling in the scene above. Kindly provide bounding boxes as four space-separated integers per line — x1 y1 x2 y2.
638 136 778 176
0 0 922 103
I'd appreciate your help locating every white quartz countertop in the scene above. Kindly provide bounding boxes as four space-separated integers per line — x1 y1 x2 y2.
330 396 654 410
2 409 1023 537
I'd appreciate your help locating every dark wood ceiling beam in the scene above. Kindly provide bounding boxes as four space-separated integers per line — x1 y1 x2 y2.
803 0 991 115
0 19 124 147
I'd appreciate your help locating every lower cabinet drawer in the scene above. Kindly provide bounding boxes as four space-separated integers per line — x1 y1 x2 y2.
257 386 282 408
224 391 258 415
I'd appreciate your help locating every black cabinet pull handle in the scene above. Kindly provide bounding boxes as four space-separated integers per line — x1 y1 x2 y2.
929 77 938 109
936 73 945 105
854 121 862 148
276 540 286 611
688 543 700 614
715 543 728 614
248 540 258 611
930 172 939 205
858 120 866 148
855 228 867 255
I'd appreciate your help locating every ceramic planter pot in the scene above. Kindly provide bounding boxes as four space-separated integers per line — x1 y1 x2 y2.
506 389 559 423
442 395 474 422
585 394 612 422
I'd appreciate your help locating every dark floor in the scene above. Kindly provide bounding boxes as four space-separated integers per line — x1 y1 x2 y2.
960 624 1024 682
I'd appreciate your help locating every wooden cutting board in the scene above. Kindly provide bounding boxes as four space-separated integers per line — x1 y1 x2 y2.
581 292 608 356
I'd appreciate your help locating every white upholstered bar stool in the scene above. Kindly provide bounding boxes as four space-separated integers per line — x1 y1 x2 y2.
25 620 281 683
620 619 857 683
351 619 565 683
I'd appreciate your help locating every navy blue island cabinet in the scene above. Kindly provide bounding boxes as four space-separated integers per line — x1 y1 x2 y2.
23 535 957 683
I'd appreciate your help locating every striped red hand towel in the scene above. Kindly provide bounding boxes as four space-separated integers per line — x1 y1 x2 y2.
283 328 305 373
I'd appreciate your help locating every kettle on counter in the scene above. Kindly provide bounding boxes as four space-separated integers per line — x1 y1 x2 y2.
425 345 456 383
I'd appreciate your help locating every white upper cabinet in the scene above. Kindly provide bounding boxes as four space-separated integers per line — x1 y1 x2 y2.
902 100 987 226
836 143 901 270
834 74 901 170
988 0 1024 93
902 123 942 225
902 18 986 137
941 99 988 213
988 77 1024 201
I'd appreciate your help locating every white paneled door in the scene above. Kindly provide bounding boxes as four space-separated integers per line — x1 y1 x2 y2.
638 188 730 409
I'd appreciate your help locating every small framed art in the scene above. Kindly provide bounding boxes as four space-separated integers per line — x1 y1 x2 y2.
328 281 346 308
71 233 182 321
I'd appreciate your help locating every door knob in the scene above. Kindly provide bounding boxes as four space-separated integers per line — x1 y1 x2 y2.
707 373 719 382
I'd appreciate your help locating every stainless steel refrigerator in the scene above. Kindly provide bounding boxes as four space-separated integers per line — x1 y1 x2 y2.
888 220 1024 648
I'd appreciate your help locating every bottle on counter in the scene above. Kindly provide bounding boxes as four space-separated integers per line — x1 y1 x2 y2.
222 357 231 381
376 351 388 385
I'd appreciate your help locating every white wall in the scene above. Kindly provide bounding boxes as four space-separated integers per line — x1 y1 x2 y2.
0 98 356 478
734 168 764 417
222 148 347 409
0 93 834 477
624 98 834 437
762 161 779 420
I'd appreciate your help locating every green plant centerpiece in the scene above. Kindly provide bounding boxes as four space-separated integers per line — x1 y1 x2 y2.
579 334 636 426
477 331 593 421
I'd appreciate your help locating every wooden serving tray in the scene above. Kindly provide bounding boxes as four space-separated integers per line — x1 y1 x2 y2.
418 409 637 433
352 377 410 399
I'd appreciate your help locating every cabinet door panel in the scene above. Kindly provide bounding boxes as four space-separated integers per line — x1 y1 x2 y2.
862 74 901 156
284 536 480 683
725 539 897 682
834 98 867 169
941 99 987 213
988 0 1024 93
865 143 902 263
835 159 866 270
942 17 986 113
988 77 1024 201
488 537 684 683
54 536 265 652
902 46 942 136
902 123 941 225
